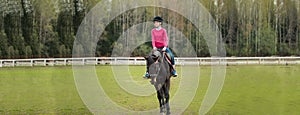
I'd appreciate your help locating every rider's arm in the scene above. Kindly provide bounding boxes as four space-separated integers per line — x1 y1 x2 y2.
152 29 157 49
163 29 169 47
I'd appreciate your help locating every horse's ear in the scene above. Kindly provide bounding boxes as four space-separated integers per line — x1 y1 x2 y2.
144 56 149 59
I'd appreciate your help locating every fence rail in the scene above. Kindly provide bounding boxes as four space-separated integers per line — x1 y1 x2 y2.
1 57 300 67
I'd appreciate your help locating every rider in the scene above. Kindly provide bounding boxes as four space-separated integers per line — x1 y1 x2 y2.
144 16 177 79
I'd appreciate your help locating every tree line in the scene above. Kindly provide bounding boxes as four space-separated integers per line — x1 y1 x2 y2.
0 0 299 58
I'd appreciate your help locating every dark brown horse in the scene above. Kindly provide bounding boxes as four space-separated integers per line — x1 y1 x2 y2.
145 50 172 114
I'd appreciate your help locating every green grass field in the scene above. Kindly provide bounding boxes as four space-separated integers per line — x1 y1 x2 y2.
0 65 300 114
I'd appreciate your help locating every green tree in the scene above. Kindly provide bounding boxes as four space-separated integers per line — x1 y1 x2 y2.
73 0 87 35
7 46 15 59
258 27 276 56
56 0 75 57
0 32 8 58
3 1 26 58
24 46 32 58
285 0 298 51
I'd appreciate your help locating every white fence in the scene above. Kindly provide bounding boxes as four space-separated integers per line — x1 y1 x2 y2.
0 57 300 67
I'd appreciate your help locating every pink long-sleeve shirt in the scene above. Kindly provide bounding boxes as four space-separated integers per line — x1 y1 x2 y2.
152 28 169 48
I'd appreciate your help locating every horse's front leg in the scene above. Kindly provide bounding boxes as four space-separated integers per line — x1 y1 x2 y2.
157 90 164 113
165 80 171 115
165 94 170 115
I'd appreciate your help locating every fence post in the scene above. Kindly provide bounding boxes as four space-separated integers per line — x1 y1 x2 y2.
31 60 33 67
96 58 99 65
64 59 67 66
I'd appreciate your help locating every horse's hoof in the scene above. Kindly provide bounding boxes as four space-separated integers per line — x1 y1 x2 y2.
160 111 164 115
160 107 165 113
166 111 171 115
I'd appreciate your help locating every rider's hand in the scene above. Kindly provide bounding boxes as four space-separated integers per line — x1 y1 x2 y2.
162 47 167 51
153 47 157 50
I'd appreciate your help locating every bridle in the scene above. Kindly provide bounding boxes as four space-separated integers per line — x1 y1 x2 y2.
149 51 165 78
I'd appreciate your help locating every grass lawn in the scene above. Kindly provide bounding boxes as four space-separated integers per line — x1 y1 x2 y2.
0 65 300 114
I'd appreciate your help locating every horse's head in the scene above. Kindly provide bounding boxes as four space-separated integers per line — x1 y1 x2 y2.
144 50 162 85
144 50 161 65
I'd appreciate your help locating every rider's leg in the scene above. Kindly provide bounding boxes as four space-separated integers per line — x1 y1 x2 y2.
166 48 177 77
143 68 150 78
143 58 150 79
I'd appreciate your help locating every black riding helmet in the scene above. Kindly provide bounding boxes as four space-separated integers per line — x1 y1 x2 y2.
153 16 163 22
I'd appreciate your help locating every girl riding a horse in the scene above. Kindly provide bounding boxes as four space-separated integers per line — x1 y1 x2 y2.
144 16 177 79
